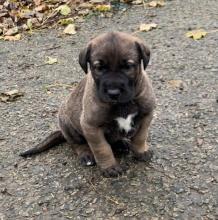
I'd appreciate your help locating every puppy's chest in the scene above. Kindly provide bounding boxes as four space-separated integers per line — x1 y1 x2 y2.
106 103 139 138
115 112 137 136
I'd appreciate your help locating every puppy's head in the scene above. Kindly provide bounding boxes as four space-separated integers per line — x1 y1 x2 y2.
79 32 150 104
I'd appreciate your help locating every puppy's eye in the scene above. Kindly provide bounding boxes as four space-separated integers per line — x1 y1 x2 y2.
95 64 106 71
122 60 136 70
93 61 107 71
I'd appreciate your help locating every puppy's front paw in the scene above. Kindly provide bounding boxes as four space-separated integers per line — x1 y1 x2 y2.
102 164 126 178
133 149 153 163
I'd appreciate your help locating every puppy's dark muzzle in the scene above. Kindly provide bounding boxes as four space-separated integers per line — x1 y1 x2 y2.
107 88 121 100
97 76 134 103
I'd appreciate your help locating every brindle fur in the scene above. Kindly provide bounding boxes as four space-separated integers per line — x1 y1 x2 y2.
20 32 156 177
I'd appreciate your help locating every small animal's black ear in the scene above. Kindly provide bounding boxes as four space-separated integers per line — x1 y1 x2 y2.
135 41 150 70
79 44 91 74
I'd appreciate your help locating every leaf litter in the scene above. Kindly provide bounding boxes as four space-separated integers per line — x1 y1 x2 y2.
0 0 147 40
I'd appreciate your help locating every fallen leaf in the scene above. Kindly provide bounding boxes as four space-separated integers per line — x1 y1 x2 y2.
168 80 184 90
0 89 24 102
58 18 74 26
95 4 111 12
132 0 143 5
57 5 71 16
27 19 33 30
79 2 93 9
90 0 105 3
4 34 21 41
35 4 48 12
45 56 58 65
78 9 90 16
4 27 18 36
139 23 157 32
147 1 165 7
34 0 41 6
63 24 76 35
185 29 207 40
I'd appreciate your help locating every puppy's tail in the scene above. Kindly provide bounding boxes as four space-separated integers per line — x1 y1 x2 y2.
19 130 66 157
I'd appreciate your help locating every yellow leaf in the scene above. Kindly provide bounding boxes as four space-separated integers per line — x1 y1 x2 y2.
4 34 21 41
185 29 207 40
57 5 71 16
58 18 74 26
27 19 33 30
45 57 58 65
139 23 158 32
95 4 111 12
63 24 77 35
147 1 165 7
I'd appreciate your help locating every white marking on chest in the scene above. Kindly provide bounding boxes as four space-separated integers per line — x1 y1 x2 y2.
115 112 137 133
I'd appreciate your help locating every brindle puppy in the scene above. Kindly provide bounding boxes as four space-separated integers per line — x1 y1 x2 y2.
20 32 156 177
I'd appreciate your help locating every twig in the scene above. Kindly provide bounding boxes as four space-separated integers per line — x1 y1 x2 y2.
41 45 61 51
44 83 77 89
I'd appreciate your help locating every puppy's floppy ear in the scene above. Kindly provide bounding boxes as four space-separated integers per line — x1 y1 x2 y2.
79 44 91 74
135 41 150 70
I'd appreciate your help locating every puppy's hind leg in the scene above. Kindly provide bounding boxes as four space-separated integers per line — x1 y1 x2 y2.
59 119 95 166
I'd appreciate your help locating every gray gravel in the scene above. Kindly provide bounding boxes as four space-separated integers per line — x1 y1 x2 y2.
0 0 218 219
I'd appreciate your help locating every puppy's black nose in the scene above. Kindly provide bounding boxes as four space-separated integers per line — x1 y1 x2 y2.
107 89 120 100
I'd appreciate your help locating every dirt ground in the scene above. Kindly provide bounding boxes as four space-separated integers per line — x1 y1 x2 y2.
0 0 218 219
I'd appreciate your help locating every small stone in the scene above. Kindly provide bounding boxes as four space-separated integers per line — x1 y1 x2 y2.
85 208 94 214
196 138 203 146
173 185 185 194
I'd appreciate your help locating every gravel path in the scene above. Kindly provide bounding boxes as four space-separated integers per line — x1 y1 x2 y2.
0 0 218 219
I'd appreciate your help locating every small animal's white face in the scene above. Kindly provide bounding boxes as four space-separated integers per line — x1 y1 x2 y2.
115 112 137 133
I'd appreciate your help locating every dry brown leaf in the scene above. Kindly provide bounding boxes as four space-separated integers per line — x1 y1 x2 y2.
34 0 41 6
147 1 165 7
139 23 157 32
0 89 24 102
35 4 48 12
185 29 207 40
63 24 76 35
78 9 90 16
90 0 105 3
132 0 143 5
79 2 93 9
168 80 184 90
4 34 21 41
4 27 18 36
